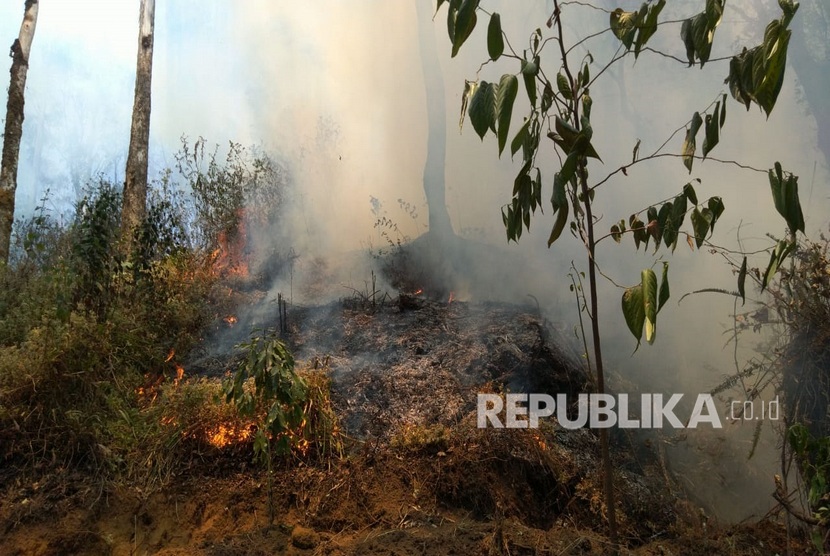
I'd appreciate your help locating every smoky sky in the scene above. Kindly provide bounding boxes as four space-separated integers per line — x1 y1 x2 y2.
1 0 828 521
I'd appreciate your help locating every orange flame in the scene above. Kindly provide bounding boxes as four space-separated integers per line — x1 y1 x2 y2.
448 291 455 304
224 315 238 326
532 431 547 451
207 423 252 448
414 289 423 295
165 348 175 362
212 209 250 278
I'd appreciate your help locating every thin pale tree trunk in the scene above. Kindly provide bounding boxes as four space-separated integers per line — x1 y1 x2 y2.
0 0 39 263
415 1 454 240
121 0 156 243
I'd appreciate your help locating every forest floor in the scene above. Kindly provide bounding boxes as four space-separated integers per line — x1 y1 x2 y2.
0 279 815 555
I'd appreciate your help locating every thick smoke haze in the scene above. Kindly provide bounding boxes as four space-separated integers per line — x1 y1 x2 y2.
1 0 828 522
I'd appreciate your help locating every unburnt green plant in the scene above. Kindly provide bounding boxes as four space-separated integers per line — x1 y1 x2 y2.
439 0 804 545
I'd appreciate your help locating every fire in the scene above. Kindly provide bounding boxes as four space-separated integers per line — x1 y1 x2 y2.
165 348 175 362
224 315 238 326
531 431 548 451
207 423 252 449
212 209 250 278
175 364 185 385
136 373 164 402
448 291 455 304
414 289 423 295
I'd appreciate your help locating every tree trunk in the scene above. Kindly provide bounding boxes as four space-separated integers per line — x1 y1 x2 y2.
121 0 156 242
415 1 454 240
0 0 39 264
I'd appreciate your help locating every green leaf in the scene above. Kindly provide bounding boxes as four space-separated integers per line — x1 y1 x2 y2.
769 162 805 235
487 13 504 60
611 224 622 243
656 202 672 248
469 81 496 140
691 207 712 248
683 181 698 204
720 93 727 126
496 74 519 156
658 262 670 312
707 196 725 233
541 82 553 113
610 8 638 50
622 284 645 349
725 2 798 116
662 193 688 252
680 0 724 67
702 104 720 158
634 0 666 59
450 0 480 58
642 268 658 344
682 112 703 173
510 118 531 158
557 72 572 100
581 92 592 120
521 59 538 106
559 151 579 186
762 239 796 291
548 174 569 246
737 256 747 305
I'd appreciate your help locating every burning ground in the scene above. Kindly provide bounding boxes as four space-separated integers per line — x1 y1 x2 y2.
0 250 813 554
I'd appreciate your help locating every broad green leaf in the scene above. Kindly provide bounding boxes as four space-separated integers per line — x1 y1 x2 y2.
469 81 496 139
551 117 579 153
521 59 538 106
642 268 658 344
658 262 670 312
487 13 504 60
610 8 638 50
548 174 569 246
656 202 672 248
702 104 720 158
510 118 531 158
762 239 795 291
541 82 553 113
690 207 712 248
557 72 572 100
725 2 798 116
451 0 480 58
634 0 666 59
582 92 593 120
622 284 645 349
769 162 805 235
671 192 688 238
611 224 622 243
647 206 659 242
496 74 519 156
559 151 579 186
680 0 724 67
707 196 725 233
683 181 698 204
682 112 704 173
512 167 531 196
737 256 747 305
